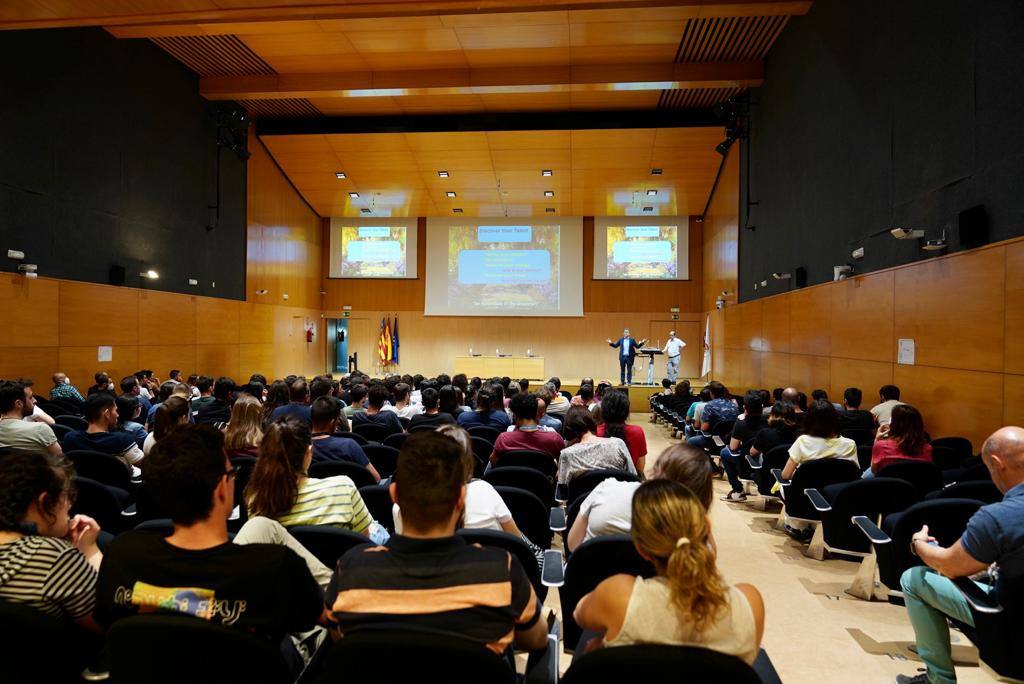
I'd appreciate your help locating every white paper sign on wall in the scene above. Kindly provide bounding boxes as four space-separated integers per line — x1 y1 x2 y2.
897 339 915 365
97 346 113 362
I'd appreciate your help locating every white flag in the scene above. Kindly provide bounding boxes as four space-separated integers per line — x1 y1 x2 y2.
701 315 712 377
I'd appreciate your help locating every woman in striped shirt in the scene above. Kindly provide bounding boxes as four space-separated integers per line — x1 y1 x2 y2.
246 417 387 543
0 451 103 631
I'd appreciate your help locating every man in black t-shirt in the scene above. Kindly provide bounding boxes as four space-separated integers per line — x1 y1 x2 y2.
408 388 456 429
351 384 404 436
195 377 234 426
838 387 874 433
96 425 323 673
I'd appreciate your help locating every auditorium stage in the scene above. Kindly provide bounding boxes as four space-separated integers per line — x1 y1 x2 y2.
553 379 700 406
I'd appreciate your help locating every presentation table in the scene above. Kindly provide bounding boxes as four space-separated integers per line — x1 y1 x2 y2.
453 356 544 379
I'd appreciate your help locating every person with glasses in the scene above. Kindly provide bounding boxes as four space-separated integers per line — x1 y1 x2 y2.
96 425 326 676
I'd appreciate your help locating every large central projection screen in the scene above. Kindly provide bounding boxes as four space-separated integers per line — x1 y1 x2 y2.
424 218 583 317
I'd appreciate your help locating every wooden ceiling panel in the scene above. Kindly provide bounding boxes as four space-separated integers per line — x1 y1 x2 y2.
357 50 469 71
413 149 494 171
439 11 570 28
477 92 573 112
571 128 657 149
314 16 446 33
325 133 410 152
569 44 679 64
653 127 723 148
344 28 462 53
394 93 485 113
258 53 370 72
430 188 502 203
404 131 491 152
453 23 569 50
307 97 398 115
569 90 662 109
463 47 572 68
486 130 571 150
569 20 685 47
239 31 359 56
494 170 572 190
490 148 572 170
422 170 498 190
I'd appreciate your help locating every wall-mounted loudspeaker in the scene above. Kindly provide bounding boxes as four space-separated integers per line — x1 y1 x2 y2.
109 265 126 286
958 205 988 249
794 267 807 288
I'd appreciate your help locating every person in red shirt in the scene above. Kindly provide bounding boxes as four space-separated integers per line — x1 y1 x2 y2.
490 393 565 463
865 403 933 477
596 389 648 474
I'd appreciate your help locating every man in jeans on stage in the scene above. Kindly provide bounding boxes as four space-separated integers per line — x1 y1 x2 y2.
662 330 686 383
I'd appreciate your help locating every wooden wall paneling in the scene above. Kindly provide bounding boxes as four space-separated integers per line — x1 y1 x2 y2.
2 274 59 347
761 352 790 390
59 346 139 393
829 271 893 362
724 349 761 391
1005 242 1024 374
788 285 830 356
137 345 197 381
828 358 893 403
894 365 1004 450
239 344 276 381
760 292 790 353
893 247 1005 373
195 344 240 380
722 305 743 350
648 320 701 379
1004 374 1024 429
196 297 241 345
239 302 277 344
59 281 139 347
139 291 196 345
709 309 724 380
741 298 763 351
701 145 738 312
0 348 59 386
788 354 830 391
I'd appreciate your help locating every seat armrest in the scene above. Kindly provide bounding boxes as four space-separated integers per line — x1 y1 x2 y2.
852 515 890 544
745 454 762 470
771 468 789 486
951 576 1002 614
82 667 110 681
120 503 137 517
541 549 565 587
228 504 240 521
554 483 568 504
804 488 832 512
549 506 567 532
524 614 561 684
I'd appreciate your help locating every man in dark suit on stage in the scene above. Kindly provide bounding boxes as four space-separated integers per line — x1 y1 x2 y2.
606 329 647 385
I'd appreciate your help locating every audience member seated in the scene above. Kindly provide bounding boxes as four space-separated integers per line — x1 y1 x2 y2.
195 376 234 426
572 384 596 410
343 383 368 420
747 401 799 466
0 380 62 457
114 395 147 449
87 372 115 397
780 387 805 426
545 380 571 417
271 378 312 426
118 374 152 415
50 372 85 403
720 391 765 502
597 390 648 473
491 393 566 463
310 397 378 481
838 387 874 432
438 384 462 418
535 387 563 431
95 425 325 676
686 381 741 451
408 388 455 428
457 386 512 431
864 404 933 477
189 375 213 413
246 418 386 543
145 380 178 426
682 387 712 438
326 430 548 658
896 426 1024 684
384 382 422 419
870 384 905 426
143 396 189 457
559 406 635 485
574 479 763 663
63 394 144 470
351 384 405 436
0 451 102 631
811 389 842 411
223 394 264 459
568 444 712 552
262 380 290 426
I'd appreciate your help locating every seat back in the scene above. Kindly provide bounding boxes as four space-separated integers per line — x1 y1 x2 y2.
398 416 411 430
493 486 552 549
322 630 515 684
107 613 293 684
840 427 875 447
71 476 131 533
50 422 73 442
560 535 655 651
308 460 377 488
856 445 873 471
383 432 409 450
363 444 400 478
358 485 395 533
457 528 546 601
784 458 861 521
229 456 257 518
471 436 494 475
335 430 370 446
0 600 91 683
567 469 639 505
563 494 587 550
930 436 974 461
466 425 501 444
66 449 133 491
286 525 371 568
711 420 735 440
409 423 438 433
821 477 919 553
756 444 792 495
484 466 554 507
875 460 944 499
493 450 557 479
562 645 760 684
353 422 392 443
971 576 1024 680
935 480 1002 505
930 445 963 471
54 414 88 430
956 462 992 483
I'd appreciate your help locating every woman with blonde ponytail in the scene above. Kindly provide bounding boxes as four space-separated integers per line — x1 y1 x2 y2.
574 479 764 663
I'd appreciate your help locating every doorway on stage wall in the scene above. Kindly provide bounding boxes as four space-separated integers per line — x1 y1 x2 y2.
647 320 701 383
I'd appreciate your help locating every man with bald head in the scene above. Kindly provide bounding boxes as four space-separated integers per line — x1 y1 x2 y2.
896 426 1024 684
50 371 85 402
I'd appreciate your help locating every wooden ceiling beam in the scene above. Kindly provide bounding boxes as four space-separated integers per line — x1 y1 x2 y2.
201 62 762 101
0 1 811 31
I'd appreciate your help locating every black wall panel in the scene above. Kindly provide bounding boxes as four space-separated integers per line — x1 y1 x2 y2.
740 0 1024 301
0 28 246 299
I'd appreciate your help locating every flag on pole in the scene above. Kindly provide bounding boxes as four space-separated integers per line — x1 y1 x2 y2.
391 316 400 366
377 317 388 367
701 315 712 377
384 317 393 366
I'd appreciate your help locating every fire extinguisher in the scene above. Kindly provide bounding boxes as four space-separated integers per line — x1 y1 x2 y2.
306 326 315 343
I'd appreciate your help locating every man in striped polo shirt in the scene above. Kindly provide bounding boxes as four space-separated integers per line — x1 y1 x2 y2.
326 431 547 657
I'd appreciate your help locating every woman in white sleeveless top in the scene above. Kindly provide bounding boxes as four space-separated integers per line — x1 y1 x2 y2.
574 479 765 664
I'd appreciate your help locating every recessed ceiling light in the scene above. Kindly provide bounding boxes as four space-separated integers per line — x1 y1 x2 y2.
438 170 449 178
348 192 359 199
650 168 663 175
541 170 552 177
453 208 463 214
360 208 371 214
646 189 658 196
642 206 654 212
335 172 347 179
544 190 554 197
446 191 457 198
545 208 555 213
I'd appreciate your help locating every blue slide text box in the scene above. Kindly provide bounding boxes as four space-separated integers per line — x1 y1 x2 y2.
348 240 401 262
612 240 673 263
458 249 550 284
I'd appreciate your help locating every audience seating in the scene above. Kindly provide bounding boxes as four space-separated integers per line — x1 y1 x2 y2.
493 450 557 480
71 476 135 534
927 479 1001 504
840 427 874 447
0 600 99 684
49 422 73 442
398 416 411 430
951 575 1024 680
484 466 554 507
358 485 395 533
308 460 377 488
874 461 944 499
493 486 553 549
470 436 494 473
362 444 399 478
562 495 587 550
561 645 760 684
774 459 861 527
382 433 408 450
134 518 174 534
806 478 919 556
466 425 501 444
408 423 437 433
286 525 371 567
749 444 791 497
930 436 974 462
457 528 554 601
66 450 137 493
54 414 88 430
566 469 639 506
855 445 873 471
929 445 963 472
559 535 655 653
106 613 293 683
334 430 370 446
352 423 391 444
229 455 257 526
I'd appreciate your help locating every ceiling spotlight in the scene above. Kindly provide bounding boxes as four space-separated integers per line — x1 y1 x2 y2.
544 190 554 197
545 208 555 213
348 192 360 199
335 172 347 179
188 278 199 286
851 247 865 260
446 191 457 198
140 269 159 280
360 208 371 214
255 289 268 295
642 206 654 212
760 279 768 287
720 290 733 296
715 139 734 156
646 189 658 197
890 227 925 240
541 170 552 177
771 272 791 280
453 208 463 214
437 170 449 178
650 168 663 175
922 228 948 251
